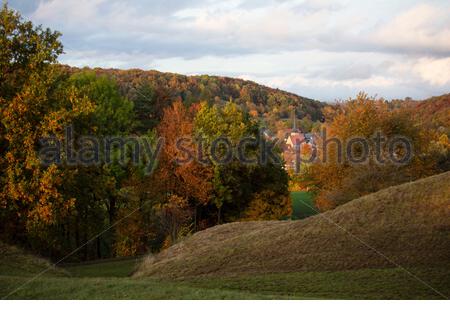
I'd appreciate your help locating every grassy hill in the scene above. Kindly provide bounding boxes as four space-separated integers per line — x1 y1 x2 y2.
135 171 450 279
0 242 67 277
2 172 449 299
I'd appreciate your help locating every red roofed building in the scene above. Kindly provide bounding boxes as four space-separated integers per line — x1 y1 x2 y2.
284 108 305 151
286 131 305 150
281 107 316 171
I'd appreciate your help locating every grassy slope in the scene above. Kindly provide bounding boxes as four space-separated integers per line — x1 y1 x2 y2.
135 172 450 279
1 172 449 299
0 247 267 299
0 243 67 277
291 191 317 219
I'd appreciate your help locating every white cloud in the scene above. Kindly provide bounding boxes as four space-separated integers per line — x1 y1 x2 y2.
32 0 107 28
372 3 450 55
9 0 450 100
412 57 450 86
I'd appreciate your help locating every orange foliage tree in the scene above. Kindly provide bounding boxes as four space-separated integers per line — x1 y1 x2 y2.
0 4 95 241
157 101 214 205
156 101 213 234
307 93 437 211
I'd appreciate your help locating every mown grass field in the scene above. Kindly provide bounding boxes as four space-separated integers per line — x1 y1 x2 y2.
63 258 143 278
290 191 317 219
1 258 449 299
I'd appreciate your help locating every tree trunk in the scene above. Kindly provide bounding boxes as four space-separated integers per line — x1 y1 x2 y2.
83 232 88 261
217 207 221 225
108 195 116 223
96 237 101 259
194 207 198 232
75 216 80 249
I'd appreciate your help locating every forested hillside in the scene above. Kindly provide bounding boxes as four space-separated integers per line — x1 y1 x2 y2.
61 66 325 132
411 94 450 132
389 94 450 132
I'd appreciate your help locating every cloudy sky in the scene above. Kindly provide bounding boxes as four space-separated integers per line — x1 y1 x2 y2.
9 0 450 101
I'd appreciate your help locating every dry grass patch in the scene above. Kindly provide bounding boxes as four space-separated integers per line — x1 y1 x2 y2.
135 172 450 279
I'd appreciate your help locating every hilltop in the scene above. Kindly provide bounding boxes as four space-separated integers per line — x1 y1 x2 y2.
413 94 450 132
390 93 450 131
61 66 325 123
135 171 450 279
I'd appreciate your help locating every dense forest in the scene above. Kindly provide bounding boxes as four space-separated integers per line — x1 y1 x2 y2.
61 66 325 133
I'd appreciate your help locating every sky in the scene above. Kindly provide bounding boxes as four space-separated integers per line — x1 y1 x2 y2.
8 0 450 102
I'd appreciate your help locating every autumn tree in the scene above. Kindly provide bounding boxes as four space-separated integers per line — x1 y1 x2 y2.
0 6 139 259
307 93 437 211
155 101 213 237
113 153 165 256
157 101 213 204
0 4 94 249
156 195 193 247
243 190 291 221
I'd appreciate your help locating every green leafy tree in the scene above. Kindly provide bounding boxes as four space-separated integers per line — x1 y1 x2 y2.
69 71 134 136
131 81 160 133
61 71 136 259
195 102 290 223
